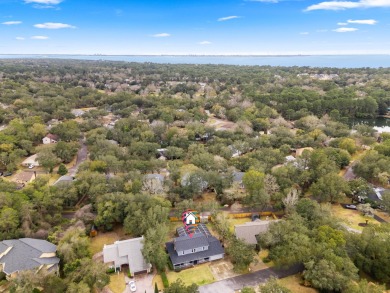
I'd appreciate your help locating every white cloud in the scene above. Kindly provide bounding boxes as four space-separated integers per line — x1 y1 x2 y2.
16 37 25 40
300 32 309 35
218 16 240 21
31 35 49 39
34 22 76 29
338 22 348 25
306 0 390 11
2 21 22 25
152 33 170 37
348 19 377 24
333 27 358 32
25 0 62 4
199 41 212 45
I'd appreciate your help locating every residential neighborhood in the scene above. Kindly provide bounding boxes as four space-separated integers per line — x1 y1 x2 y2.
0 60 390 293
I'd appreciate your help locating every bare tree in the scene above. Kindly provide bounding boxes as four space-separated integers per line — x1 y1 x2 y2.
282 188 300 214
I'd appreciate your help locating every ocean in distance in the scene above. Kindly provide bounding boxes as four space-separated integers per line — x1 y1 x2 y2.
1 54 390 68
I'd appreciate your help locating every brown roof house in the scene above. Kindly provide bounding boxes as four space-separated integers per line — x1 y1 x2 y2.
103 236 151 276
42 134 59 145
234 220 276 245
0 238 59 279
13 171 36 185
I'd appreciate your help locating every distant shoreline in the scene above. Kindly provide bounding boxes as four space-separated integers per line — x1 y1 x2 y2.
0 54 389 57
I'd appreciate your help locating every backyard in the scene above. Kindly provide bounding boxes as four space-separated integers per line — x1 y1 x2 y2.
89 226 125 255
331 204 380 231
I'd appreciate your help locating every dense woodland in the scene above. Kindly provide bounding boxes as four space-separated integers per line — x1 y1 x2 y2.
0 59 390 292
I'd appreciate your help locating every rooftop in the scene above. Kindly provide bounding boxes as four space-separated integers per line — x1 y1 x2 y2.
234 220 275 245
0 238 59 275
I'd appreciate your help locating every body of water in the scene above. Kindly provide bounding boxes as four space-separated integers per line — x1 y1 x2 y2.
1 54 390 68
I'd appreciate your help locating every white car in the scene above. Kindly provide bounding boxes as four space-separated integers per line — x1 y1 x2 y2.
128 280 136 292
28 164 34 169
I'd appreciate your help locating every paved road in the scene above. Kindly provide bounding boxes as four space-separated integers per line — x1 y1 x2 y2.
68 137 88 177
199 264 303 293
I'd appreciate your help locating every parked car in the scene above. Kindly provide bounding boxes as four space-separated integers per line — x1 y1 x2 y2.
127 280 136 292
3 172 12 177
345 204 357 210
28 164 34 169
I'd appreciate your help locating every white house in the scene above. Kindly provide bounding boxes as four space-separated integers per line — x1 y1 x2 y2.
103 237 151 276
42 134 59 144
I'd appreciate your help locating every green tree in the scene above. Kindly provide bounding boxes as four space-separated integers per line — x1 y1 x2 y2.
57 164 68 176
382 191 390 213
310 172 349 203
163 279 198 293
259 277 291 293
37 148 61 173
227 237 256 272
57 227 90 264
243 170 269 209
142 226 169 271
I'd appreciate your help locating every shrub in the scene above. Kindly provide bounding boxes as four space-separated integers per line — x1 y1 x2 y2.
106 267 115 274
161 271 169 288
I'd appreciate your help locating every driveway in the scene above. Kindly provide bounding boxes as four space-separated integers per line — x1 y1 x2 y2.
199 264 303 293
68 136 88 177
124 272 155 293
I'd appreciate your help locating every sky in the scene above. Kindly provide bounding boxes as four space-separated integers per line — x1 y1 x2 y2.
0 0 390 55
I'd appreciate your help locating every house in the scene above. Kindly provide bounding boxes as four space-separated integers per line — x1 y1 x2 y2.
166 224 224 270
295 147 314 157
142 174 165 194
21 154 40 167
232 171 245 189
234 220 275 245
53 175 75 186
13 171 36 185
0 238 59 279
71 109 85 117
42 134 59 144
103 237 151 276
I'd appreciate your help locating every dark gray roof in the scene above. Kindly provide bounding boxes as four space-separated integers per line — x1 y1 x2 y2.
0 238 59 275
19 238 57 253
53 175 74 186
144 174 164 182
174 233 209 252
233 172 244 182
166 236 224 265
0 242 7 254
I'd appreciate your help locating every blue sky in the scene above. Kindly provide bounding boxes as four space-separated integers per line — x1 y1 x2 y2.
0 0 390 55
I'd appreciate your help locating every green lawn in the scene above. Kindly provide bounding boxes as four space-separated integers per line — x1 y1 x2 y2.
330 204 380 231
166 264 215 286
279 274 318 293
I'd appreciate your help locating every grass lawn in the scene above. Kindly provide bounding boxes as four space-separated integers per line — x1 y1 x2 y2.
108 272 126 293
89 226 125 255
331 204 380 231
166 264 215 286
153 274 165 290
166 221 183 242
279 274 318 293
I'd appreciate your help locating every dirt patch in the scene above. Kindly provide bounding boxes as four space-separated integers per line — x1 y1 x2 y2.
209 260 238 281
206 117 237 131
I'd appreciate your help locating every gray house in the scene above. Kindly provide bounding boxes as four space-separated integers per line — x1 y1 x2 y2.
0 238 59 279
166 224 224 270
103 236 151 276
234 221 275 245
